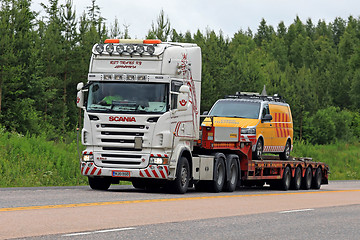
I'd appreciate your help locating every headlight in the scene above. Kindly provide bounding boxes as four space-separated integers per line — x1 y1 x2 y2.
82 154 94 162
149 157 169 165
241 127 256 134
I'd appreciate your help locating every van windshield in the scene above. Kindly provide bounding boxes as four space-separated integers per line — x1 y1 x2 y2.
209 100 261 119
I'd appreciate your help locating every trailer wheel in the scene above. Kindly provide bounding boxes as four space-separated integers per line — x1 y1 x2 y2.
253 138 263 160
224 157 238 192
169 156 190 194
279 140 291 160
291 166 302 190
312 167 322 189
210 154 226 193
280 166 291 191
88 177 111 190
302 167 312 190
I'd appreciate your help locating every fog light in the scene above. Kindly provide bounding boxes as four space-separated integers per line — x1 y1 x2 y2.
136 45 145 54
106 44 114 54
126 44 135 54
116 45 124 54
95 44 104 54
147 45 155 55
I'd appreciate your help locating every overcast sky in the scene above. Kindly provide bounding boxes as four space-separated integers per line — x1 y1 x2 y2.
31 0 360 38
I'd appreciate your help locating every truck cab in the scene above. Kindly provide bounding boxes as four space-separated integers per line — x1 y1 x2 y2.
77 39 201 192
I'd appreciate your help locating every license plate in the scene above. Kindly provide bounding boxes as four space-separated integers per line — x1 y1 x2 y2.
112 170 131 178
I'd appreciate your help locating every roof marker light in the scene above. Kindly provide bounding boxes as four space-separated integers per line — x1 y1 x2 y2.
143 39 162 44
104 39 120 43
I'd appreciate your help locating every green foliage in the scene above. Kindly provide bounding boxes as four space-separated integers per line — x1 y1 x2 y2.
293 141 360 180
0 127 87 187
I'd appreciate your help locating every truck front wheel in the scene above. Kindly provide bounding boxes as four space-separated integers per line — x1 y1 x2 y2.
88 177 111 190
168 156 190 194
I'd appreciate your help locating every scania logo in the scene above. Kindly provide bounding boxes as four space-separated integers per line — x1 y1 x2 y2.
109 116 136 122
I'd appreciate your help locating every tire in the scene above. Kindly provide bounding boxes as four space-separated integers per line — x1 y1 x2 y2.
253 138 263 160
302 167 312 190
209 154 226 193
312 167 322 189
280 166 291 191
279 140 291 160
168 156 190 194
291 166 302 190
224 157 239 192
194 181 208 192
132 179 146 189
88 177 111 190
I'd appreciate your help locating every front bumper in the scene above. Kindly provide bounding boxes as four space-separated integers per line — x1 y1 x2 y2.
80 162 170 180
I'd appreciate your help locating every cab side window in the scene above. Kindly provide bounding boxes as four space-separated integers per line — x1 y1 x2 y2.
262 104 270 118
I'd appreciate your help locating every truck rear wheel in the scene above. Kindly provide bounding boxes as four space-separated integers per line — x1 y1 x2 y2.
312 167 322 189
168 156 190 194
210 154 226 193
224 156 238 192
280 166 291 191
291 166 302 190
302 167 312 190
88 177 111 190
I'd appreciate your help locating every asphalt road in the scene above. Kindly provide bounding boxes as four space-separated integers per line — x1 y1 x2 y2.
1 181 359 239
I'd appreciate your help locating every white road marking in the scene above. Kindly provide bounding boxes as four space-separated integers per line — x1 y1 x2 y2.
279 208 314 214
62 227 136 237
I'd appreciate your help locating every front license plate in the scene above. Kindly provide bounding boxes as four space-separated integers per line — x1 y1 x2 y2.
112 170 131 178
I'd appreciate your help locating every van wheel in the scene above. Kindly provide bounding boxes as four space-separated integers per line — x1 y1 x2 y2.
279 140 291 160
253 138 263 160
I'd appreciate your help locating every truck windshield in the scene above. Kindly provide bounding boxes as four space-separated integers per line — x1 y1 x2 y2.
209 100 261 119
87 82 168 114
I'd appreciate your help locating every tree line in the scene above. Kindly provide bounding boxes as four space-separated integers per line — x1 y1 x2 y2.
0 0 359 144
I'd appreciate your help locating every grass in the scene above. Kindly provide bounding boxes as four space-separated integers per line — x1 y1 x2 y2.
0 126 359 187
292 141 360 180
0 128 87 187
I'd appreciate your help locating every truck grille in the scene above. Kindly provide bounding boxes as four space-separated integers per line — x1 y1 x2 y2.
94 122 150 168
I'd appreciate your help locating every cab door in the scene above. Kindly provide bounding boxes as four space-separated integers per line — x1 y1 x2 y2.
257 103 274 152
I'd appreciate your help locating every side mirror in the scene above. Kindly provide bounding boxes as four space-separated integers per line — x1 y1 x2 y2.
77 82 84 91
76 82 85 108
177 85 190 111
262 114 273 122
202 111 209 115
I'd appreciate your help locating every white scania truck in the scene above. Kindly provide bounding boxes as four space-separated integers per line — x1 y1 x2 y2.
77 39 206 193
77 39 329 194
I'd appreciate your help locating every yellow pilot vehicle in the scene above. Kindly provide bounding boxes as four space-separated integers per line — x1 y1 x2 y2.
203 91 293 160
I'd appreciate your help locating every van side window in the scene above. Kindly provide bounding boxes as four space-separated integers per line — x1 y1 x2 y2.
262 104 270 118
